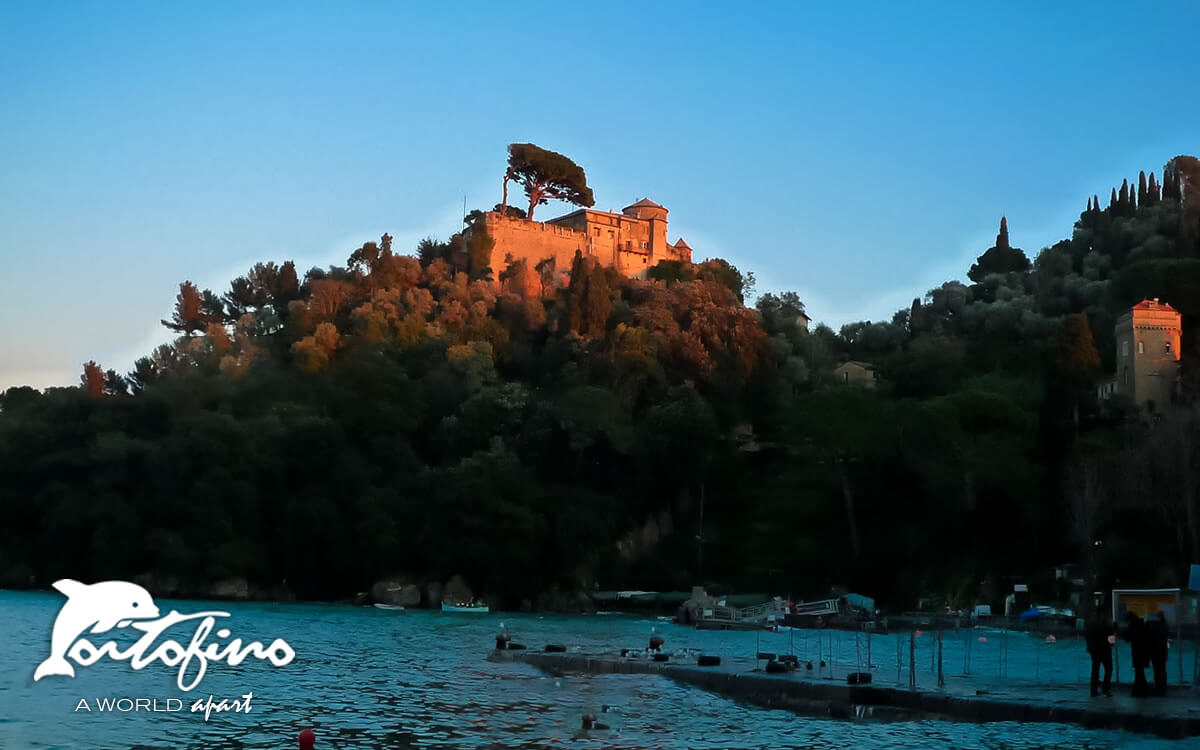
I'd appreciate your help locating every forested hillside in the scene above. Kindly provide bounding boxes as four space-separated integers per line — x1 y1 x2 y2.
2 155 1199 609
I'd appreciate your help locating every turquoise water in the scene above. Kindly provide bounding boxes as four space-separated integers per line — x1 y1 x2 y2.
0 591 1193 749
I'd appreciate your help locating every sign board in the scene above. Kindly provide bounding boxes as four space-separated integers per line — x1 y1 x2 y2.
1013 584 1028 592
1111 588 1180 623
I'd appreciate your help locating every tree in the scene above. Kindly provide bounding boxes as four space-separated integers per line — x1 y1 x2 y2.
1052 314 1101 385
103 369 130 397
162 281 205 334
756 292 807 330
1065 454 1106 608
80 361 105 397
967 217 1031 282
506 143 595 220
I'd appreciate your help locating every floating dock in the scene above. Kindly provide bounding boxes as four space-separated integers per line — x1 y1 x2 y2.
492 649 1200 739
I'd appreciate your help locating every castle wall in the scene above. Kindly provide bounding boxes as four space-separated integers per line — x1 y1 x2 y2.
483 213 588 288
482 201 691 285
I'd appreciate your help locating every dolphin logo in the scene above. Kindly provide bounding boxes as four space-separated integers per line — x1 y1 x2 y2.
33 579 160 682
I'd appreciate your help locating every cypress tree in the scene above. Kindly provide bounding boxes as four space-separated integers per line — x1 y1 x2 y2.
1164 165 1181 202
1094 195 1101 215
1118 179 1130 212
1109 187 1118 210
1138 171 1148 206
997 216 1010 249
1149 172 1161 204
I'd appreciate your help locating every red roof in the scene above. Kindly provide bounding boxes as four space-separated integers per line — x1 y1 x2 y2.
674 237 692 249
1132 298 1177 311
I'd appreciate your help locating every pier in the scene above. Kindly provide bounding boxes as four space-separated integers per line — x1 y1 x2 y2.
492 649 1200 739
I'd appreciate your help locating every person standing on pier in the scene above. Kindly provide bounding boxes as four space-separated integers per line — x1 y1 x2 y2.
1121 612 1149 697
1085 609 1114 697
1146 612 1169 696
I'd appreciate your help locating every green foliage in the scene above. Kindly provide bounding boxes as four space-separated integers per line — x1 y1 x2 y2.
968 217 1032 282
506 143 595 220
6 155 1200 608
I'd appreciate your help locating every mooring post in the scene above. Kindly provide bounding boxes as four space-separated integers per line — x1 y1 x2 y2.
835 630 840 676
896 634 902 682
1179 616 1185 685
937 629 944 687
909 630 916 689
963 630 971 675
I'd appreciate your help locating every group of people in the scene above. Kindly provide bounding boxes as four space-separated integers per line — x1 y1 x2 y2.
1085 608 1171 697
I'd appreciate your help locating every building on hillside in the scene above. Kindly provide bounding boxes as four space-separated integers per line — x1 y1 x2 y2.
1096 298 1181 411
833 361 877 388
478 198 693 286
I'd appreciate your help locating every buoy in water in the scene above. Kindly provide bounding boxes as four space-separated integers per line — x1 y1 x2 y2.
1045 635 1057 644
978 636 988 643
914 630 923 637
649 635 665 651
299 728 316 750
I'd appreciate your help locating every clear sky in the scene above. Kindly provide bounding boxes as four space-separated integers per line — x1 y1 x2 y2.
2 1 1198 390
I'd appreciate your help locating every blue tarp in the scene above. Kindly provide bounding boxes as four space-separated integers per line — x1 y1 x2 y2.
1019 608 1042 621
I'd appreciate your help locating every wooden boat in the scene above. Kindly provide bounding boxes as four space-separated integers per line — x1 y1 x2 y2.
373 603 406 612
442 601 489 613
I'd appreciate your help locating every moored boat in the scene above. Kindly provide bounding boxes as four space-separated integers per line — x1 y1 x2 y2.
442 601 489 613
373 603 406 612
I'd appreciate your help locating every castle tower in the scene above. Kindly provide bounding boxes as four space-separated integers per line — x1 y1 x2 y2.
1113 298 1181 411
622 198 668 262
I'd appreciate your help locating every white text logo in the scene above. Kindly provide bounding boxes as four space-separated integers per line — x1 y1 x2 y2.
34 579 295 691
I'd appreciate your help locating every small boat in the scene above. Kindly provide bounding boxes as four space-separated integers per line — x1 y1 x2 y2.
373 603 406 612
442 601 489 613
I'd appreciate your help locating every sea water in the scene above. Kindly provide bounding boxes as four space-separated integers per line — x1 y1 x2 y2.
0 591 1193 749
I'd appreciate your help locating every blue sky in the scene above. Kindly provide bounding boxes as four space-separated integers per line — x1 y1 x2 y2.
2 1 1198 390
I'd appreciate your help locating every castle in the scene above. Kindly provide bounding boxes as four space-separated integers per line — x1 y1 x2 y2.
1097 298 1182 411
479 198 693 284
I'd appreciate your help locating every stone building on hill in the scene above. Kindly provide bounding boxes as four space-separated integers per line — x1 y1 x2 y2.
1096 298 1182 411
478 198 693 286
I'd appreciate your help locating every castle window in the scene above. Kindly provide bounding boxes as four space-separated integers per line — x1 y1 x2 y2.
641 241 648 250
1121 341 1129 357
1166 340 1172 353
593 228 600 236
1137 341 1144 354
